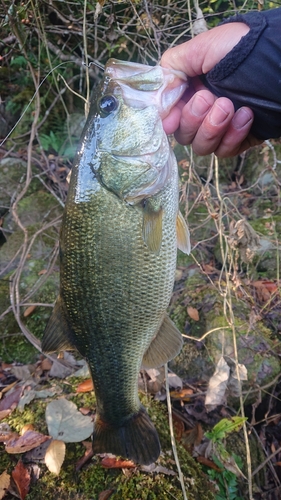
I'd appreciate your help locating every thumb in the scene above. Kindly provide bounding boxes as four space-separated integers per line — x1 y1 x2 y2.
160 22 249 77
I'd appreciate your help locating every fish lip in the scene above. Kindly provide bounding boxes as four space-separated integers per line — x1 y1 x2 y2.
103 59 188 119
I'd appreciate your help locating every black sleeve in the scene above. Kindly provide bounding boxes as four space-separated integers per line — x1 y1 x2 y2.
200 8 281 140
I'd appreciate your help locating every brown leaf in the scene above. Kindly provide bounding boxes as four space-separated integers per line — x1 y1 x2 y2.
0 470 10 500
40 358 53 371
252 280 279 302
140 463 177 476
173 419 184 442
170 388 193 401
201 263 218 274
196 456 222 471
101 457 135 469
5 430 50 454
23 438 54 463
79 407 91 415
98 490 114 500
1 381 18 395
1 363 12 370
75 445 93 471
0 430 18 443
11 461 30 500
261 281 278 293
0 409 12 421
0 386 23 412
38 269 47 275
76 379 94 393
45 440 66 475
20 424 35 436
23 305 36 317
187 306 199 321
181 423 203 452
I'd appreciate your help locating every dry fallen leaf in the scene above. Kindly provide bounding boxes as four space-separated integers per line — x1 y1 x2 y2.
0 386 23 412
38 269 47 275
196 456 222 471
0 470 10 500
98 490 114 500
173 418 184 442
75 441 93 471
101 457 135 469
0 409 12 421
170 388 193 401
45 439 66 475
167 372 183 389
205 357 230 411
11 461 30 500
5 430 50 454
181 423 203 452
79 407 91 415
20 424 35 435
46 399 93 442
23 438 53 463
0 380 18 395
40 358 53 371
10 365 34 382
187 306 199 321
140 463 177 475
0 423 16 443
23 305 37 317
76 379 94 393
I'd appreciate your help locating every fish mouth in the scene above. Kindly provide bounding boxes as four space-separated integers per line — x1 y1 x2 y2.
104 59 188 119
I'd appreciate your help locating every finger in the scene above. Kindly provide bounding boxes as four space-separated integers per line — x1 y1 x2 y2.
174 90 216 145
162 102 183 135
176 96 235 154
214 107 255 157
162 87 195 135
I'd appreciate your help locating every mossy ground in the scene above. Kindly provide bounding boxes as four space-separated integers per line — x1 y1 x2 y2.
1 387 215 500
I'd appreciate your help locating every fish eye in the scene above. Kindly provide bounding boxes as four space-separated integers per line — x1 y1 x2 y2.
99 95 118 115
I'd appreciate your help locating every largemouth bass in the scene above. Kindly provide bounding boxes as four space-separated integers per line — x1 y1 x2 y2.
42 59 190 465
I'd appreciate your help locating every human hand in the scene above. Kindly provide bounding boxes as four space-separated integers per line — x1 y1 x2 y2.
161 23 262 157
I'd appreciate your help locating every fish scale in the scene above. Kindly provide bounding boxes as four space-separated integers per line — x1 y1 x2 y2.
42 59 190 465
62 200 173 420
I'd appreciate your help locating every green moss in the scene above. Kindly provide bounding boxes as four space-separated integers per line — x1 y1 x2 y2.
1 392 214 500
0 333 38 364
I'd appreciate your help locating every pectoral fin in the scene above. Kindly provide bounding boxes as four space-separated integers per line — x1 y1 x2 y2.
176 211 190 255
142 201 163 254
42 297 74 353
142 313 183 369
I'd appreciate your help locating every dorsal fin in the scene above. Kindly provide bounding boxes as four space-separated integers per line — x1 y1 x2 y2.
142 313 183 369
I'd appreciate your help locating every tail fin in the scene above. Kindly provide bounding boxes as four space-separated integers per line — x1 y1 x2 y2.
93 406 160 465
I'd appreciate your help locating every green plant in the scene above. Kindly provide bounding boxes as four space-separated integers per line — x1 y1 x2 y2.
38 130 77 159
207 454 244 500
204 418 247 500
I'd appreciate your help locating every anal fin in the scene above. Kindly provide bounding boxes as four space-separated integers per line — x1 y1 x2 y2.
176 211 190 254
142 313 183 369
42 296 73 353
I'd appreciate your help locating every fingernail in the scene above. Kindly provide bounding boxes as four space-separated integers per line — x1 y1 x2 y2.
191 95 211 117
209 101 229 125
232 107 253 130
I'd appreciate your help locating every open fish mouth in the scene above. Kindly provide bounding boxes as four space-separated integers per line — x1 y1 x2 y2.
103 58 188 118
